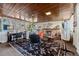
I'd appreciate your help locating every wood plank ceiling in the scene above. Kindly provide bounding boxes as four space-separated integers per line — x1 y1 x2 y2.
0 3 74 22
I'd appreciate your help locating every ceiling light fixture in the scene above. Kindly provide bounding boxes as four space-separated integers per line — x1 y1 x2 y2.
45 11 51 15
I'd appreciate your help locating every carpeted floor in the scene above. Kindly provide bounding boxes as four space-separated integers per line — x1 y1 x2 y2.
0 40 77 56
10 39 78 56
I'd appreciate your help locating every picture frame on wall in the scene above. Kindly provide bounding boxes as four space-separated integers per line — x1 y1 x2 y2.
0 20 1 31
73 14 77 32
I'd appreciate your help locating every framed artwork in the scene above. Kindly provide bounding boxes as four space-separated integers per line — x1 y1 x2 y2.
73 19 77 27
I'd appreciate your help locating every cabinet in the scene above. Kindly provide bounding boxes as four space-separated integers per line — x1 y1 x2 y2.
0 31 8 43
